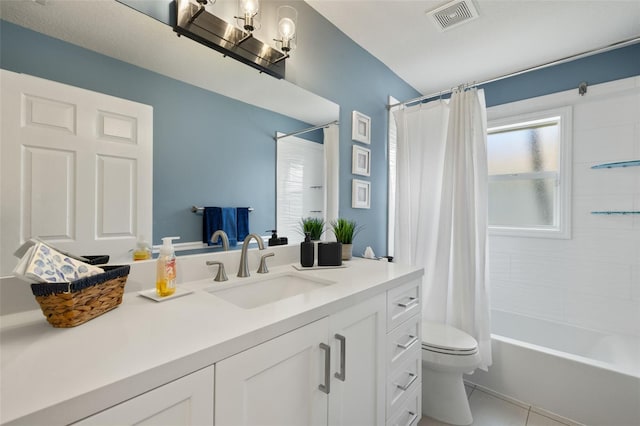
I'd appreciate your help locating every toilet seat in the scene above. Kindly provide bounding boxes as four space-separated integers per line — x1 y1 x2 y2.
422 321 478 356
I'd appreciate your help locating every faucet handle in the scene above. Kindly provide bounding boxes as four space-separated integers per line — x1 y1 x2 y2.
206 260 228 282
257 252 275 274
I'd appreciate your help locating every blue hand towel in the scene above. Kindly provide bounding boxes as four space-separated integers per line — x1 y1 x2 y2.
203 207 238 247
237 207 250 241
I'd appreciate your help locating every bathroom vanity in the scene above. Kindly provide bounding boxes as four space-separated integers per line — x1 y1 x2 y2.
0 247 423 426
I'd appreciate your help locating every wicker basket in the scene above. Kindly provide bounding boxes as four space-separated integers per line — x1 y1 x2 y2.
31 265 130 328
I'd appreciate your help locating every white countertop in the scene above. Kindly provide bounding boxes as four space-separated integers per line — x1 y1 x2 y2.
0 256 422 425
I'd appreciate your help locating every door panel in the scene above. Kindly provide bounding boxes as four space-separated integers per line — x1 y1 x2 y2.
1 70 152 274
329 293 386 426
215 318 329 426
73 366 214 425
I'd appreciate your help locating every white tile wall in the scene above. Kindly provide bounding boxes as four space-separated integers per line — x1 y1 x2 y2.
573 124 635 164
489 76 640 338
632 265 640 302
573 195 634 230
565 292 640 336
491 279 567 322
573 163 637 196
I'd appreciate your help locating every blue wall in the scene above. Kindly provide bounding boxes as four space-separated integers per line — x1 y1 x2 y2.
0 20 318 246
482 43 640 107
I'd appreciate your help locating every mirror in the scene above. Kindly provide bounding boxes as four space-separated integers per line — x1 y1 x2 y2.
0 0 339 269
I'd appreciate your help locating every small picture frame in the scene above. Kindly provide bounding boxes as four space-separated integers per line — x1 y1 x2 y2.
352 145 371 176
352 110 371 144
352 179 371 209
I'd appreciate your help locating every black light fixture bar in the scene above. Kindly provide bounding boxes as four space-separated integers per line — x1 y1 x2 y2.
175 0 287 79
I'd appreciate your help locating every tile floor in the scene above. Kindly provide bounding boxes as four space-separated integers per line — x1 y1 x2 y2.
418 384 575 426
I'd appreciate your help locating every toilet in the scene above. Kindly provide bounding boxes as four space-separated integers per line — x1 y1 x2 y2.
421 320 480 426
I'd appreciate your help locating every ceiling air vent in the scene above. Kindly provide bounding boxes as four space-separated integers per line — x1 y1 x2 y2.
426 0 479 32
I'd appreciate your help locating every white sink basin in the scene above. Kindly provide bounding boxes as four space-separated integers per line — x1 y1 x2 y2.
206 272 336 309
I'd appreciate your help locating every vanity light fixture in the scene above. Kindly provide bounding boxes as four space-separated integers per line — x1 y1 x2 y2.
175 0 295 79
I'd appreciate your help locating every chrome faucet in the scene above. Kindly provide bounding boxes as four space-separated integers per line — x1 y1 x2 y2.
210 230 229 251
237 233 265 277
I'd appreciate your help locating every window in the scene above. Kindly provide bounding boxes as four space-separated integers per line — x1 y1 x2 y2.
487 107 572 238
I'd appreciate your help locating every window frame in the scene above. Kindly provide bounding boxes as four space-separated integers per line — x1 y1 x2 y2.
487 106 572 239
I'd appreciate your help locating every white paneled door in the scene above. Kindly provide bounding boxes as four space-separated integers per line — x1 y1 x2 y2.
0 70 152 274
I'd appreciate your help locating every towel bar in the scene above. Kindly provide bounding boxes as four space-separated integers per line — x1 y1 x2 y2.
191 206 254 214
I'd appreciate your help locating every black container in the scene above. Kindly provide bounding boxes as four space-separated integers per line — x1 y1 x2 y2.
268 230 289 246
300 232 314 267
317 242 342 267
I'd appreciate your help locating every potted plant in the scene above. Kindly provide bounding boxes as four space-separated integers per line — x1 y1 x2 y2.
330 218 360 260
300 217 325 241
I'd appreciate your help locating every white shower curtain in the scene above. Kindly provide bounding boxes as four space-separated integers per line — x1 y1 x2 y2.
393 88 492 370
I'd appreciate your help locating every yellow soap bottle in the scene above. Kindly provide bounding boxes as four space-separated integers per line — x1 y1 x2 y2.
133 236 152 261
156 236 179 297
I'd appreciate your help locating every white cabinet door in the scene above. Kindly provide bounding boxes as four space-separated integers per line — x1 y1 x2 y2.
73 366 214 425
328 293 387 426
0 70 152 274
215 318 329 426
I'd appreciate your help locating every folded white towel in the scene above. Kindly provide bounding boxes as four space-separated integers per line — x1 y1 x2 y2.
13 242 103 283
363 246 376 259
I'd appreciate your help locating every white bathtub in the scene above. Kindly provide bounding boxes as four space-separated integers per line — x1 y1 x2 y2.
466 310 640 426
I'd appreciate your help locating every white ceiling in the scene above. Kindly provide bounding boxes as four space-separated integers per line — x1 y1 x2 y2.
307 0 640 96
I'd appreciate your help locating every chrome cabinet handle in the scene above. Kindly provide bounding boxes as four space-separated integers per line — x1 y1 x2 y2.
404 411 419 426
396 372 418 391
334 334 346 381
319 343 331 394
397 297 418 309
397 335 418 350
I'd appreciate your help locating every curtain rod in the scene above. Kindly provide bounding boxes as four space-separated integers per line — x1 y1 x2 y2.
274 120 339 140
388 36 640 110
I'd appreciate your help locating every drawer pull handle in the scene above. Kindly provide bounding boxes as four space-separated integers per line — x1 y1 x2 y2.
404 411 419 426
397 297 418 309
335 334 346 381
397 335 418 350
319 343 331 394
396 372 418 391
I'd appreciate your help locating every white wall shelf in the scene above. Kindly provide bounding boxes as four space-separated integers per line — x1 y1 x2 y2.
591 160 640 169
591 160 639 215
590 211 640 215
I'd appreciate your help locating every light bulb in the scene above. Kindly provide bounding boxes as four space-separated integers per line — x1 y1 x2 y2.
278 17 296 39
240 0 259 15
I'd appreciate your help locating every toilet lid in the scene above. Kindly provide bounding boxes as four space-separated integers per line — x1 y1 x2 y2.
422 321 478 352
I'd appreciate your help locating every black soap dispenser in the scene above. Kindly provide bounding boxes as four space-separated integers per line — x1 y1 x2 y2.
268 230 280 246
300 232 314 267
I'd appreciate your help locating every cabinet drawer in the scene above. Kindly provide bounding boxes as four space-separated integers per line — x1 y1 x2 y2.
387 279 421 331
387 314 420 370
386 346 421 418
386 384 421 426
